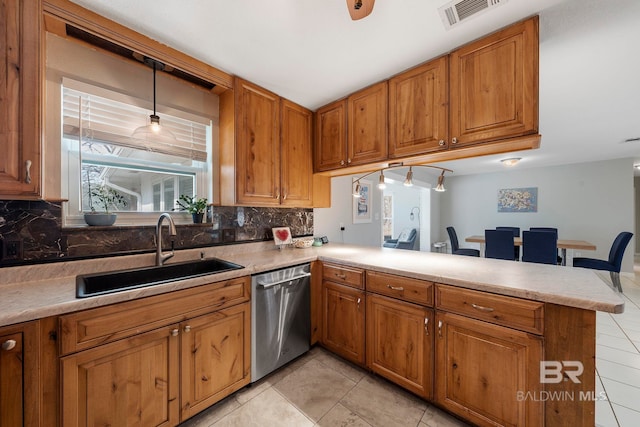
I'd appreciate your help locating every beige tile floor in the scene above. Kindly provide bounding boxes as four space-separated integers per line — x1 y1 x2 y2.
181 260 640 427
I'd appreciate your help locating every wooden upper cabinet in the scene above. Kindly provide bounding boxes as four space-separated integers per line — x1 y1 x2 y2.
235 78 281 205
0 0 42 199
389 56 449 158
348 81 388 166
449 17 539 147
314 99 348 172
281 99 313 207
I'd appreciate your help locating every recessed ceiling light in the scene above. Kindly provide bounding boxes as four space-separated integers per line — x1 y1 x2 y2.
500 157 521 167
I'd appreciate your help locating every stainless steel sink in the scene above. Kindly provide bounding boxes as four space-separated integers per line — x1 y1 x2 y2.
76 257 244 298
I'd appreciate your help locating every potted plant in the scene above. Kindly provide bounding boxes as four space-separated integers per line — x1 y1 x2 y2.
84 184 128 226
176 194 208 223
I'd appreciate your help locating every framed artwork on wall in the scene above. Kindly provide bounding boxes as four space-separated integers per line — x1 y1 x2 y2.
497 187 538 212
353 179 372 223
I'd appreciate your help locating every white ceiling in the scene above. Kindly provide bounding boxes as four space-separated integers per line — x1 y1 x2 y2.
70 0 640 177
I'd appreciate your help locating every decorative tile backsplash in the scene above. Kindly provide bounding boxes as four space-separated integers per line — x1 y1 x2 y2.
0 200 313 266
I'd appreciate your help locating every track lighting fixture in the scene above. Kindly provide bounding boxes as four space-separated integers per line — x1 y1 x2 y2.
351 164 452 195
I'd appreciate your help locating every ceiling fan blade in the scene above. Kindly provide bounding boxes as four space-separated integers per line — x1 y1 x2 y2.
347 0 375 20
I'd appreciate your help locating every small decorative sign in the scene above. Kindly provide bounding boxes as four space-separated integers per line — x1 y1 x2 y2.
272 226 293 246
498 187 538 212
353 179 372 224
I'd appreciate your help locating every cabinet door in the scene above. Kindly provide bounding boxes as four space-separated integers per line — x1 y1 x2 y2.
449 17 538 147
235 78 281 205
389 56 449 158
314 99 348 172
322 281 365 365
0 331 23 426
180 303 250 420
366 294 433 399
61 326 180 427
0 0 41 198
435 311 543 427
0 321 38 427
281 99 313 207
348 82 388 166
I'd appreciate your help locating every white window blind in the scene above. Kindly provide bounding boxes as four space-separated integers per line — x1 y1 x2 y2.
63 87 208 162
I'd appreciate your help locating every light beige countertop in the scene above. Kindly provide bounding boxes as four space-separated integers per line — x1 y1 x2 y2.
0 242 624 327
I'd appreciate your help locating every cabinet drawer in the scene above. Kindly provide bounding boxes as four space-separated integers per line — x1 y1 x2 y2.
323 263 364 289
59 276 250 355
366 271 433 306
435 285 544 334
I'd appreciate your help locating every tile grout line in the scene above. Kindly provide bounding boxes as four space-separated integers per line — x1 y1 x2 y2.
595 367 620 427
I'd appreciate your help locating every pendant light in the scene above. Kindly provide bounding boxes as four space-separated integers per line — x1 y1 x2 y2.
132 57 177 144
347 0 375 20
435 171 446 192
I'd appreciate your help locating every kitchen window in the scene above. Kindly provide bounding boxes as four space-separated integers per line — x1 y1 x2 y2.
61 79 212 225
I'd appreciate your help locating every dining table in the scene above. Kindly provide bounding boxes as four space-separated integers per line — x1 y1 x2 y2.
464 235 597 266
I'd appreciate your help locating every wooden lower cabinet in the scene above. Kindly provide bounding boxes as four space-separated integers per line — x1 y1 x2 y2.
180 303 250 420
0 321 39 427
366 294 433 399
61 326 180 427
61 302 250 426
435 311 543 427
322 281 365 365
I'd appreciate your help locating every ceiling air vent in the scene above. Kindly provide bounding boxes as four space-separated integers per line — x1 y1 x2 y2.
438 0 508 30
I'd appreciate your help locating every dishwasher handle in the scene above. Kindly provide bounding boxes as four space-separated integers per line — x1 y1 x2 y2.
257 272 311 289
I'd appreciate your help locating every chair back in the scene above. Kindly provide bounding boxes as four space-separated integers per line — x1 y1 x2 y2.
607 232 634 270
530 227 558 235
522 231 558 265
485 229 515 260
496 227 520 260
446 227 460 251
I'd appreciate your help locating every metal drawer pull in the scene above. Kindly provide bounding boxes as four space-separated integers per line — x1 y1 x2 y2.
424 318 429 336
387 285 404 291
335 273 347 279
25 160 32 184
357 297 361 308
2 340 16 351
184 325 191 333
438 320 443 337
171 328 179 337
471 303 495 312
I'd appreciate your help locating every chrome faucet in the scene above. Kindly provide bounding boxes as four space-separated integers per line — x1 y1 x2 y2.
156 213 177 266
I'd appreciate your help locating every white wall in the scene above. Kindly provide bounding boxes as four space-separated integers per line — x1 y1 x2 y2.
439 158 636 272
314 175 382 247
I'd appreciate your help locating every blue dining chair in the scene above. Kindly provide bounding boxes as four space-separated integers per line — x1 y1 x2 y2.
573 232 633 292
496 226 520 260
522 230 558 265
485 229 516 260
446 226 480 257
529 227 562 265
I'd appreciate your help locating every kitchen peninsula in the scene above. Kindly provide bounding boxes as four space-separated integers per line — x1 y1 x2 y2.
0 242 624 426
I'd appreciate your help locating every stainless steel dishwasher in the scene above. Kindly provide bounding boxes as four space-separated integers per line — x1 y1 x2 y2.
251 263 311 382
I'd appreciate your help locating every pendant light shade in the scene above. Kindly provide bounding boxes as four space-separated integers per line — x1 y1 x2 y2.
378 171 386 190
435 171 446 192
404 167 414 187
347 0 375 20
353 182 362 198
132 57 177 144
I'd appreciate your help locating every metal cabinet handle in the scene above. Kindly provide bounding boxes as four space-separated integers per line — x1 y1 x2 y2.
2 340 16 351
25 160 32 184
171 328 179 337
451 137 458 144
184 325 191 333
282 193 287 200
438 139 445 146
340 160 345 166
438 320 443 338
335 273 347 279
347 158 352 164
387 285 404 291
424 318 429 336
357 297 361 306
471 303 495 313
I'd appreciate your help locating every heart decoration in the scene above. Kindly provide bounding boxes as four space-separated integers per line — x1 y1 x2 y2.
275 229 290 242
